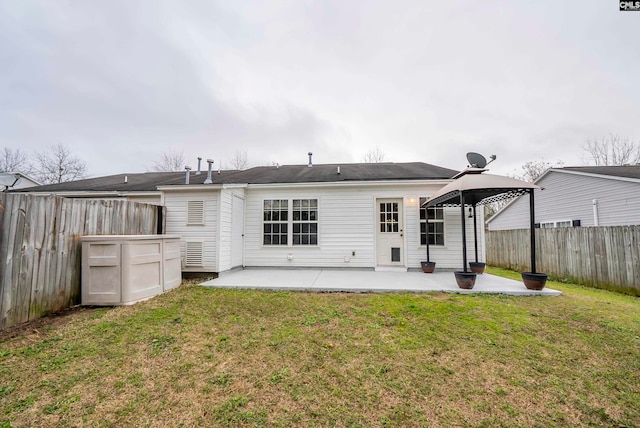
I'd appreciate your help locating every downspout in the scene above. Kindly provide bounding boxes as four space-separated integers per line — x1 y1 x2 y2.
592 199 599 226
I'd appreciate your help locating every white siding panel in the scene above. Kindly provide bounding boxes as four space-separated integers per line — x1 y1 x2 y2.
243 184 479 269
488 172 640 230
218 188 246 272
164 190 218 271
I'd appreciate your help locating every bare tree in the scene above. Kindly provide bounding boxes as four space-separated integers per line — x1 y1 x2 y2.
0 147 31 173
362 146 385 163
229 149 249 170
33 143 87 184
486 157 563 221
582 134 640 166
151 149 186 172
513 158 563 183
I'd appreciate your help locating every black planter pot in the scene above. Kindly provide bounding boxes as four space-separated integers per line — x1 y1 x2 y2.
521 272 548 290
421 261 436 274
454 271 477 289
469 262 486 274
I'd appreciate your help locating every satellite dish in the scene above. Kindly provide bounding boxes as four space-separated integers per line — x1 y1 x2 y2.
466 152 487 168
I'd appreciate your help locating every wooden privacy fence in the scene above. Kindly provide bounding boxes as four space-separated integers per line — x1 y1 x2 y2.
0 193 163 329
487 227 640 295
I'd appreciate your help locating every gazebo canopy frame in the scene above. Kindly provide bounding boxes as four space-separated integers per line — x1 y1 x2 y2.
423 169 542 274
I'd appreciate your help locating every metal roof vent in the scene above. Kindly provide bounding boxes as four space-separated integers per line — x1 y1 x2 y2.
184 166 191 184
196 157 202 175
308 152 313 168
337 166 341 175
204 159 214 184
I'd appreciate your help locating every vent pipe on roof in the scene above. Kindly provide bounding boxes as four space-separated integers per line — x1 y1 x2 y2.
124 175 128 184
308 152 313 168
204 159 214 184
337 166 341 175
196 157 202 175
185 166 192 184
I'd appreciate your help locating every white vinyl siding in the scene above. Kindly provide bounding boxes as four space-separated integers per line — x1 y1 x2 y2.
164 191 218 272
487 171 640 230
218 188 246 271
244 184 483 270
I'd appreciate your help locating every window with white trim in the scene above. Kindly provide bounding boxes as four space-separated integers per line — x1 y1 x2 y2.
419 198 445 246
263 199 288 245
263 198 319 246
292 199 318 245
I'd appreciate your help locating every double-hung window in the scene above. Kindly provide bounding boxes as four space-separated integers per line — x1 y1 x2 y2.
292 199 318 245
263 198 318 246
263 199 288 245
419 197 445 246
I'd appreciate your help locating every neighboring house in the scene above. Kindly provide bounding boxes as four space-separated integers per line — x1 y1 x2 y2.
487 166 640 231
0 172 40 191
21 161 488 274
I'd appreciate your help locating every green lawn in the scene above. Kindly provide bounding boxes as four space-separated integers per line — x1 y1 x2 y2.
1 268 639 427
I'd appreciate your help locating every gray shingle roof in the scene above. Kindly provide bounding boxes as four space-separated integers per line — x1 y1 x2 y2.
558 165 640 180
19 162 459 193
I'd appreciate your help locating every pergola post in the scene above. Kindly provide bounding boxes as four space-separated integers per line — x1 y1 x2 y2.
425 204 430 262
473 204 478 263
459 192 468 272
529 189 536 274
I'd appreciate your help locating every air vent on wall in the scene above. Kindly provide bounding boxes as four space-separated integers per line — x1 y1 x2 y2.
185 241 203 267
187 200 205 225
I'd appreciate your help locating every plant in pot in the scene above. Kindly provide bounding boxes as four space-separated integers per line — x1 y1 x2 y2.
421 261 436 273
454 271 477 289
521 272 548 290
469 261 486 274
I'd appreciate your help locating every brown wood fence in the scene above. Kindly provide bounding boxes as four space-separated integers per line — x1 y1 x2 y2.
0 193 163 329
486 227 640 295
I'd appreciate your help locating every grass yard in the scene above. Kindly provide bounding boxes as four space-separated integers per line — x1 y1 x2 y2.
1 267 639 427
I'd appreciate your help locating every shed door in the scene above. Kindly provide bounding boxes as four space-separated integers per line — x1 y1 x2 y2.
231 195 244 268
376 199 404 266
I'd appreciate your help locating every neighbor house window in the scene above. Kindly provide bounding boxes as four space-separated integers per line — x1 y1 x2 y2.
292 199 318 245
419 198 445 246
263 199 288 245
263 198 319 246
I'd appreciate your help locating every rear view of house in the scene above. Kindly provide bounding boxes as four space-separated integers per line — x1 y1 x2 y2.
21 160 488 274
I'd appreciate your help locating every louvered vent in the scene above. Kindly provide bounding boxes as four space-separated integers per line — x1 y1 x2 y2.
187 200 205 225
185 241 203 266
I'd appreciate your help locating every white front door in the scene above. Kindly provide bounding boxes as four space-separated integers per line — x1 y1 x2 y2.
376 198 404 266
231 195 244 268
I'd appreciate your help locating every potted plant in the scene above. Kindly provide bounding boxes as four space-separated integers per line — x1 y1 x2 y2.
454 271 477 289
421 261 436 273
468 262 486 274
521 272 548 290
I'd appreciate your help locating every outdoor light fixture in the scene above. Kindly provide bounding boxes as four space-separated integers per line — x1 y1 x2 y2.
468 207 473 218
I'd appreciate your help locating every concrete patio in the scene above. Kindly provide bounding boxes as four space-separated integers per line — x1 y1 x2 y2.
201 268 562 296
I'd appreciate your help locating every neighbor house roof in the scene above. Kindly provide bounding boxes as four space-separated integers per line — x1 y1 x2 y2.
19 162 459 193
545 165 640 181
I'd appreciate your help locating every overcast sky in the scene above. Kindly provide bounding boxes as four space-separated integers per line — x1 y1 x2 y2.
1 0 639 177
